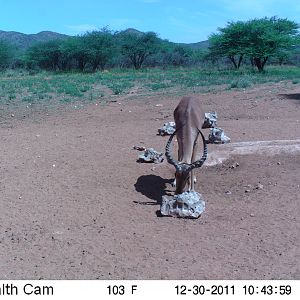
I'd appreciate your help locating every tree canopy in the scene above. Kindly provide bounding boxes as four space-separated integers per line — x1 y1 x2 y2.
119 31 161 69
209 17 299 71
2 17 300 72
0 40 15 69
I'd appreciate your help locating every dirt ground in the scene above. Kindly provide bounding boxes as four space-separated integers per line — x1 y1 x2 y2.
0 82 299 280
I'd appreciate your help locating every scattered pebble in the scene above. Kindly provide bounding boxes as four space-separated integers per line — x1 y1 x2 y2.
138 148 164 164
256 183 264 190
133 145 146 151
11 114 15 117
230 162 240 169
250 213 255 217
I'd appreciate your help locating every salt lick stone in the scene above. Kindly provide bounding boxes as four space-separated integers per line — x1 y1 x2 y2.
138 148 164 163
158 121 176 136
203 112 218 128
160 191 205 218
208 127 231 144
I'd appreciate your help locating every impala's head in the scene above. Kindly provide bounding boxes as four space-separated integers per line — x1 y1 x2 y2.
165 129 207 194
174 164 191 194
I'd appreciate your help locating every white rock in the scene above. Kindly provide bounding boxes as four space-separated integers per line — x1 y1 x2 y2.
160 191 205 218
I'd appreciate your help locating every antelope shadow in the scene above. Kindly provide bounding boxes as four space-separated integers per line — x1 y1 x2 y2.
134 175 173 205
279 93 300 102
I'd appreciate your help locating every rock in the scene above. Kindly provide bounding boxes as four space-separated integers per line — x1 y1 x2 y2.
225 191 232 195
203 112 218 128
158 121 176 136
230 162 239 169
245 189 251 193
138 148 164 164
133 145 146 151
160 191 205 218
208 127 231 144
256 183 264 190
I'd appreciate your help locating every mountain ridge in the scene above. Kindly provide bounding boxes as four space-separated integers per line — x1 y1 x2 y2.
0 30 69 49
0 29 208 50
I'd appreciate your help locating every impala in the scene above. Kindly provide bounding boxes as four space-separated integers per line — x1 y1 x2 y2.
165 96 208 194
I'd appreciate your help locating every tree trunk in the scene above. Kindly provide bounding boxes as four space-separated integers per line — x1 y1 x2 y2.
237 55 244 68
254 57 268 72
228 56 238 69
254 58 264 72
262 57 268 69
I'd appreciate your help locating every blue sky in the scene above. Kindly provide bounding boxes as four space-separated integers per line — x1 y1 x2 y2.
1 0 300 43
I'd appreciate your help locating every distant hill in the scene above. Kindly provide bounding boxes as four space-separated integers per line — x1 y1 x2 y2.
0 30 69 50
185 40 209 50
0 28 209 51
119 28 210 49
119 28 145 36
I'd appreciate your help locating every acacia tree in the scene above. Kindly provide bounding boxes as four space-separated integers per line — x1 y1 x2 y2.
82 29 115 71
244 17 299 71
60 37 90 71
209 21 248 69
26 40 63 70
120 31 161 69
0 40 14 69
209 17 299 72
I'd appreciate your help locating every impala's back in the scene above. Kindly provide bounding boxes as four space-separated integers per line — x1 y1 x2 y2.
165 96 208 194
174 96 205 164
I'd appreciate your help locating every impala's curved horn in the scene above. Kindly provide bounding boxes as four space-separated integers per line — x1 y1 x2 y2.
189 129 208 171
165 129 181 171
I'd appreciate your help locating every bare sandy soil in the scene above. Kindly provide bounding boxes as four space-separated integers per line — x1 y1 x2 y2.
0 82 299 280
